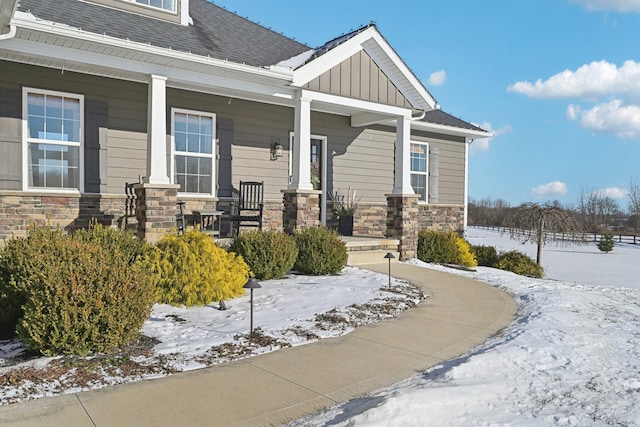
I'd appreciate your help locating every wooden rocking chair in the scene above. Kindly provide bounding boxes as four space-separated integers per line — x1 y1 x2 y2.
229 181 264 235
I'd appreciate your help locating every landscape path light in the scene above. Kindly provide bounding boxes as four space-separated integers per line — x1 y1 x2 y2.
243 278 262 335
384 252 395 290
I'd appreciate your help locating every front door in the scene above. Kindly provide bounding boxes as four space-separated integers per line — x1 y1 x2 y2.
290 134 327 225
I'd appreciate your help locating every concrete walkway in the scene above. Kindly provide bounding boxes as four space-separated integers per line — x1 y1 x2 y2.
0 263 517 427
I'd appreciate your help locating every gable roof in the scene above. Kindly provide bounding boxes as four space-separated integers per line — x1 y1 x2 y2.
421 109 487 133
16 0 310 67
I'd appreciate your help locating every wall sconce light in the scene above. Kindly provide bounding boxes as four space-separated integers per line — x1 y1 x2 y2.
270 137 283 161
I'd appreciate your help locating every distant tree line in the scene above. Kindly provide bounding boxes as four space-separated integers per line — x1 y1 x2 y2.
469 178 640 234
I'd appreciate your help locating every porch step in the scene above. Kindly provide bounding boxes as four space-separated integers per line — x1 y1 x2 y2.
341 236 400 266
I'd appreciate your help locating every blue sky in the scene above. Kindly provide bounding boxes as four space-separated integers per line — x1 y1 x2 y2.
213 0 640 209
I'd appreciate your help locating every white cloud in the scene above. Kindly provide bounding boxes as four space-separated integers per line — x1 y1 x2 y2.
576 99 640 139
600 187 628 199
428 70 447 86
571 0 640 12
566 104 581 120
469 122 512 155
532 181 569 198
507 60 640 100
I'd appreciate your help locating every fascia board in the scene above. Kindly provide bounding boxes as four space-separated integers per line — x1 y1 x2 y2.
302 89 411 118
290 29 372 87
11 12 295 81
1 36 299 101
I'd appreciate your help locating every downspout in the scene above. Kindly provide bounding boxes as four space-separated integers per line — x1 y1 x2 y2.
464 138 474 231
0 24 16 40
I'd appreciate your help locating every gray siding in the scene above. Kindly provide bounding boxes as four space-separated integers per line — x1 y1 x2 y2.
305 50 414 109
311 113 395 204
0 61 149 196
0 85 21 190
412 131 466 205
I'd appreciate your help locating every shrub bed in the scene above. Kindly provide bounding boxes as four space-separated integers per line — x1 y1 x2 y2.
229 230 298 280
294 227 347 275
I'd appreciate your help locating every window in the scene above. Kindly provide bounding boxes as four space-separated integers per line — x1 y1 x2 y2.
171 109 215 195
410 142 428 202
134 0 176 12
23 88 83 191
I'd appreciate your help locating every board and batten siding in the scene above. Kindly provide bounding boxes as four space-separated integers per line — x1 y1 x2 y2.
305 50 414 109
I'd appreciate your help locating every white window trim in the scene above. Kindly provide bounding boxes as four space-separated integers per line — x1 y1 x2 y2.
22 87 84 193
410 141 429 203
170 107 216 197
128 0 177 14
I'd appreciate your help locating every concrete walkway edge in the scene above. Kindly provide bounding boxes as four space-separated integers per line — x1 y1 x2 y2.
0 263 518 427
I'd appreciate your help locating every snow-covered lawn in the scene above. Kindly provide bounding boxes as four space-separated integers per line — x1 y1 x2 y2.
300 228 640 426
0 267 423 405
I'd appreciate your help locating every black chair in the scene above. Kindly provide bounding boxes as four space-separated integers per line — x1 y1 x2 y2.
124 182 136 228
176 201 186 235
229 181 264 235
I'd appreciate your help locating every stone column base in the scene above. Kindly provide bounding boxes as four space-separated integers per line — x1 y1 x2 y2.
386 194 419 260
134 183 180 244
282 189 322 234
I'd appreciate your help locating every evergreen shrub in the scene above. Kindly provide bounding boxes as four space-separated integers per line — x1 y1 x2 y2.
495 250 544 278
417 230 477 267
294 227 348 275
471 245 500 267
1 224 155 355
146 230 249 306
229 230 298 280
597 232 615 253
73 218 150 264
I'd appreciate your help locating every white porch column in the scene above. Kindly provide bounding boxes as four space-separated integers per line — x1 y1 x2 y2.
290 95 313 190
146 75 170 184
392 114 413 194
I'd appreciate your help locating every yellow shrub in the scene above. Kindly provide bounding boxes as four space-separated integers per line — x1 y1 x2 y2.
454 237 478 267
145 230 250 307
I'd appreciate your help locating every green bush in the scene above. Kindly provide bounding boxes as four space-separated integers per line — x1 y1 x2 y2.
417 230 477 267
294 227 348 275
229 230 298 280
73 218 150 264
1 224 155 355
597 232 615 253
472 245 500 267
495 250 544 278
146 230 250 307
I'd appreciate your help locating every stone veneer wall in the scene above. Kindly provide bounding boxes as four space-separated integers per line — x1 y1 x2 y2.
386 194 419 260
326 202 387 236
282 190 321 234
262 200 284 231
0 191 130 241
417 204 465 232
134 184 180 244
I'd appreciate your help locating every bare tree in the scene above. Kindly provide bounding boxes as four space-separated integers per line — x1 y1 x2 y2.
628 178 640 234
506 202 587 265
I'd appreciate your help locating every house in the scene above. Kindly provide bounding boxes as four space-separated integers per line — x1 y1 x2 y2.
0 0 491 259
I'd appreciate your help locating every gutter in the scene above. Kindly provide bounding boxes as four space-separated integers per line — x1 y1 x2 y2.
0 24 15 39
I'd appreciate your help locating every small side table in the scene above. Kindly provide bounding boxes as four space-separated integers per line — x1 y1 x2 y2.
194 210 223 238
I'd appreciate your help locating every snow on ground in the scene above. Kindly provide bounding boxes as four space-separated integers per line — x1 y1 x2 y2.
0 267 421 404
301 228 640 426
